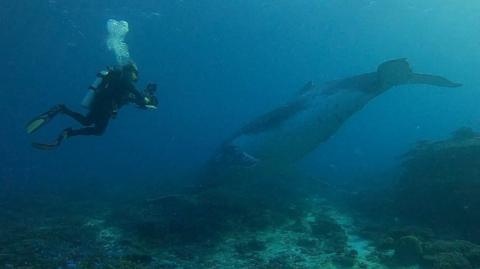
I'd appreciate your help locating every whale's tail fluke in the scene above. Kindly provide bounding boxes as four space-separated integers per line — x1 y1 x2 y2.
377 58 462 88
377 58 412 87
409 73 462 88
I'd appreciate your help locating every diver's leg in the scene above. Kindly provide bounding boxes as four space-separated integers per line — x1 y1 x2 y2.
32 112 109 150
60 105 93 126
66 113 110 137
67 126 104 137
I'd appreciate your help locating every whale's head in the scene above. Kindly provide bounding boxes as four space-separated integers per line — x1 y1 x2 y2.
204 144 259 176
377 58 413 88
198 144 260 187
210 145 259 169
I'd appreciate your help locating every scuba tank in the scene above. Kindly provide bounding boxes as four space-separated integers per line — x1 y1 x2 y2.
81 70 110 109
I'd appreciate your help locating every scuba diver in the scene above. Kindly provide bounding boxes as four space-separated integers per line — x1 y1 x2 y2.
26 62 158 150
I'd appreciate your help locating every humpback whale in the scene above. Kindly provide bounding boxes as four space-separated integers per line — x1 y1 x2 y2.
204 59 461 181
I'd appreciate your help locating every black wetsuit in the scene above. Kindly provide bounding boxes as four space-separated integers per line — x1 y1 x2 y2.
62 68 146 137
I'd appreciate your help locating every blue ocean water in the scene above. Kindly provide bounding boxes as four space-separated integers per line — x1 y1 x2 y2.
1 1 480 268
0 0 477 184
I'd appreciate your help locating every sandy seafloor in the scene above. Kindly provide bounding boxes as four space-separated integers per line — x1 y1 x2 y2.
0 191 424 269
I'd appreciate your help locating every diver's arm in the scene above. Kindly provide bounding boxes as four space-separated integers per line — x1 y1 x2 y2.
129 85 158 110
128 86 147 107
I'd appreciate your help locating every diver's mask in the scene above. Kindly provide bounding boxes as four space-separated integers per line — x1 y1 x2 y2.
130 69 139 82
122 62 139 82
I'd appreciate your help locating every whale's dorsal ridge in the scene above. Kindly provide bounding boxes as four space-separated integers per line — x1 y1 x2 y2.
297 81 315 96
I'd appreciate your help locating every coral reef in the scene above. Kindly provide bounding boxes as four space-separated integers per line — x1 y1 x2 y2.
310 215 348 254
0 188 385 269
366 225 480 269
393 236 423 264
7 127 480 268
395 127 480 242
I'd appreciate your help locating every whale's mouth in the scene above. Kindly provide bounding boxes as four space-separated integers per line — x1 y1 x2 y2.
237 151 259 168
215 145 259 168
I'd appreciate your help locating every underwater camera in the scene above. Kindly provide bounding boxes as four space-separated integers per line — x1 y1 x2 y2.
144 83 159 107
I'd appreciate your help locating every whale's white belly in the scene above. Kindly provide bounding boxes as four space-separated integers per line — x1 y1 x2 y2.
230 89 375 165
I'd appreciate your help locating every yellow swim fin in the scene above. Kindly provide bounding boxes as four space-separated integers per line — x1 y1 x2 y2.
25 105 63 134
26 117 48 134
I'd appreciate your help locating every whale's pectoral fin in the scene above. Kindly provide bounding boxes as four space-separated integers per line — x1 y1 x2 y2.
409 73 462 88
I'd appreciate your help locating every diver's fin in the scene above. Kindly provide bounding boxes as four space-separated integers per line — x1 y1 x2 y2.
25 105 64 134
31 128 71 150
26 117 48 134
409 73 462 88
32 141 61 150
297 81 315 96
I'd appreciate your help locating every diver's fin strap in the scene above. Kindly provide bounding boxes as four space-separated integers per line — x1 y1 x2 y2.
409 73 462 88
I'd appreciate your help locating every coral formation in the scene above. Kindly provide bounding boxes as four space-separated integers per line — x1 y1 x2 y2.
6 127 480 268
393 235 423 264
395 127 480 241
